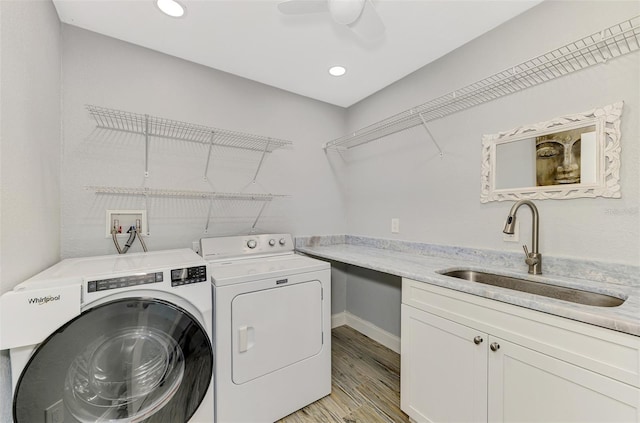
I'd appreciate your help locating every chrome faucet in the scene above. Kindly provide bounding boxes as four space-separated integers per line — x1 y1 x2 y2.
503 200 542 275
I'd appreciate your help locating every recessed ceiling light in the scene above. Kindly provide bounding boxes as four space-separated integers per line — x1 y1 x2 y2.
156 0 185 18
329 66 347 77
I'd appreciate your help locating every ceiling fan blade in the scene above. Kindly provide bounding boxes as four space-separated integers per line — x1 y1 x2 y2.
347 0 385 41
277 0 329 15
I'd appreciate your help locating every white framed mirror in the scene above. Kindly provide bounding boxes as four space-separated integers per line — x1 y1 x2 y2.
481 102 623 202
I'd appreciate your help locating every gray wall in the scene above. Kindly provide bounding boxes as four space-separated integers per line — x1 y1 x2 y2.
330 262 348 315
346 266 401 335
60 25 348 258
344 0 639 263
0 1 62 421
338 1 640 336
0 1 61 292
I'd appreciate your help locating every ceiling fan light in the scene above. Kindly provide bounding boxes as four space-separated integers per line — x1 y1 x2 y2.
156 0 185 18
329 66 347 77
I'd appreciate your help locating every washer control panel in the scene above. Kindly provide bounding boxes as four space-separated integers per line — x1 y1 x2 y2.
88 271 163 293
87 265 208 292
171 265 208 287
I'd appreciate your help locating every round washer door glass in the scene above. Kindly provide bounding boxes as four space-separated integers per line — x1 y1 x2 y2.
13 298 213 423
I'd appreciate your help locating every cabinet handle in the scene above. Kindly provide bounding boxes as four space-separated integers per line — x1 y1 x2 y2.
473 336 483 345
490 342 500 352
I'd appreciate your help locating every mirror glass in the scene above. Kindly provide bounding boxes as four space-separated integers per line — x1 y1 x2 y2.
481 102 622 202
495 126 597 190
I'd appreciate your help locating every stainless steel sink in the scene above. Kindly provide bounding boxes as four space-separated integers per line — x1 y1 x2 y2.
441 270 625 307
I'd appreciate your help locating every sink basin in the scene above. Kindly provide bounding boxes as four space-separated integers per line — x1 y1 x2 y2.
441 270 625 307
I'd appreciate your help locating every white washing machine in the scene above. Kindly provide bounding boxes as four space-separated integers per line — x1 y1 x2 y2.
200 234 331 423
0 249 214 423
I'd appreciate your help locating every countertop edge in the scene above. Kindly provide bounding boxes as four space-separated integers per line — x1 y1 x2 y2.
296 243 640 338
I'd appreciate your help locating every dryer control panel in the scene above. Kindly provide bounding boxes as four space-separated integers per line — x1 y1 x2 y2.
200 233 294 262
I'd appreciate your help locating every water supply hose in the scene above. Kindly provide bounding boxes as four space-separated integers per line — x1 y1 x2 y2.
121 226 137 254
111 229 123 254
111 222 148 254
137 228 148 252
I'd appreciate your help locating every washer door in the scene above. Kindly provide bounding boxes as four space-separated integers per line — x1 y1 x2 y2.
13 298 213 423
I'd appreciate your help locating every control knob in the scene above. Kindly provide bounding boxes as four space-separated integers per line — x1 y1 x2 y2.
269 239 276 246
279 238 286 246
247 239 257 249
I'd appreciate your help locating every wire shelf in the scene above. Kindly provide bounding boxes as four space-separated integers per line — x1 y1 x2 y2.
86 185 287 201
324 15 640 150
86 105 293 153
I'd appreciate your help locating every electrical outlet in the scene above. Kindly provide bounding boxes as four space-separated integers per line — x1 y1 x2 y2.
391 218 400 234
45 399 64 423
503 221 520 242
106 210 148 238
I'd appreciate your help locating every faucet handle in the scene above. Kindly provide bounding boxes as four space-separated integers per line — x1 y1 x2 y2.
523 244 539 266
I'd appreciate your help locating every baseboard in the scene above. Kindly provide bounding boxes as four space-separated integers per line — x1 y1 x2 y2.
331 311 347 328
331 311 401 354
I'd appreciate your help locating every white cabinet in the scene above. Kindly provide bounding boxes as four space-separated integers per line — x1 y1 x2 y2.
401 304 487 422
401 278 640 423
488 337 640 423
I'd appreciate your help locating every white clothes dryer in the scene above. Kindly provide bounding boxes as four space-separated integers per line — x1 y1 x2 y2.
200 234 331 423
0 249 214 423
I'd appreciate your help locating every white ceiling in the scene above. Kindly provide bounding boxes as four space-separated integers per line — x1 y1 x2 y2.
52 0 542 108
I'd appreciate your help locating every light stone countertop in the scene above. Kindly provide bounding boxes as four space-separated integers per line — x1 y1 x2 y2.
295 235 640 337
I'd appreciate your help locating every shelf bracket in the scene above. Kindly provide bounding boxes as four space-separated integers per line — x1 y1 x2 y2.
250 201 269 233
144 114 150 177
597 30 610 63
204 199 213 234
203 131 216 181
252 139 271 183
143 190 151 236
419 113 443 158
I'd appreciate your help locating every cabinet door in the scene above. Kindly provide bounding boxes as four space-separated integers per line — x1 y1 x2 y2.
401 304 488 423
488 336 640 423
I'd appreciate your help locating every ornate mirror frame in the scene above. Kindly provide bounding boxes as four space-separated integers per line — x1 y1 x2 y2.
480 102 623 203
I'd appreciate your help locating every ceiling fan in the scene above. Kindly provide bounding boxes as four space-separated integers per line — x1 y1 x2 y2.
277 0 386 41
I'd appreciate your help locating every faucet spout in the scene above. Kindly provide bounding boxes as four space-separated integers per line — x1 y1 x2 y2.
503 200 541 274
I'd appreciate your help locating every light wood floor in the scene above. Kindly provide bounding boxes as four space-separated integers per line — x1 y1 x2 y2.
278 325 410 423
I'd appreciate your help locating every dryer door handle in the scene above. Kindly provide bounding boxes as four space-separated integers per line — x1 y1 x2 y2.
238 325 255 353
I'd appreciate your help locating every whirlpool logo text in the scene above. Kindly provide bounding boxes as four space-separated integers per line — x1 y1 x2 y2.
28 295 61 305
